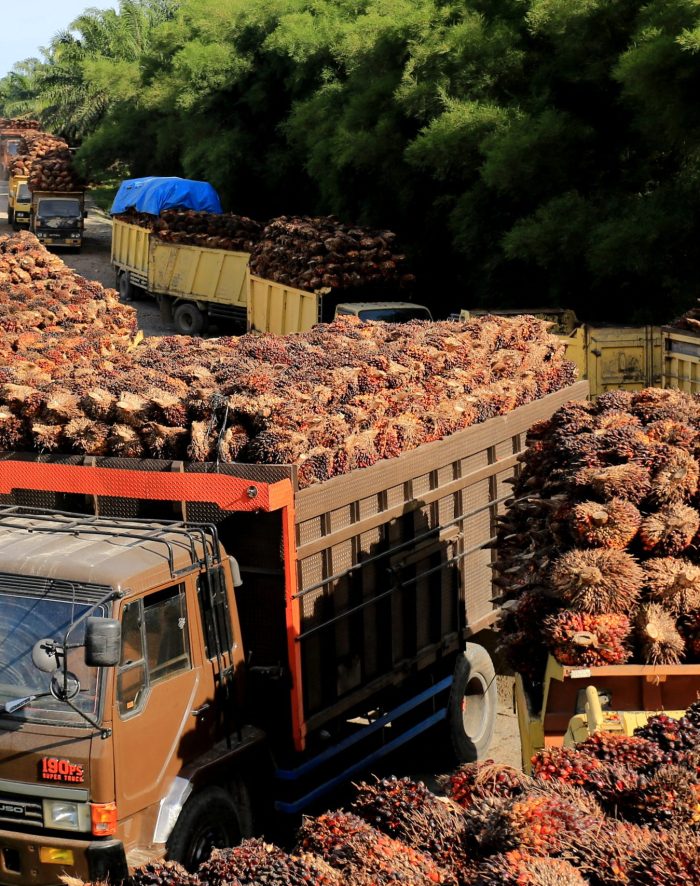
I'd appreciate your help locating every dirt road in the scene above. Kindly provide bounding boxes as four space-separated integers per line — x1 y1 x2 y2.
0 183 523 778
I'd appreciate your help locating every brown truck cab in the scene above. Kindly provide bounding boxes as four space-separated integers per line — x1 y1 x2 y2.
0 509 257 884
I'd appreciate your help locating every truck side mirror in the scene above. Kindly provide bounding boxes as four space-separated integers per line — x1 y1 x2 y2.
85 617 121 667
83 211 88 219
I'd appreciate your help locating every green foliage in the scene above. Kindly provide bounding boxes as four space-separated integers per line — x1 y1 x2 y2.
4 0 700 321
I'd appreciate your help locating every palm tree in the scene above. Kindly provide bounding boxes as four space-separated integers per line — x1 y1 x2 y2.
0 0 177 139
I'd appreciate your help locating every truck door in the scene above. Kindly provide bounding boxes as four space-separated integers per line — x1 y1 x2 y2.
111 580 218 821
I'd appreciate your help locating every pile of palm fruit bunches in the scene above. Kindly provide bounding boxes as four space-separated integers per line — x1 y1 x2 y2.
114 210 415 292
0 230 576 486
0 117 40 130
70 716 700 886
8 129 82 190
496 389 700 682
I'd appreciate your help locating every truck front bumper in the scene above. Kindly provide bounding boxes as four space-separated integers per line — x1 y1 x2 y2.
0 829 127 886
35 233 81 247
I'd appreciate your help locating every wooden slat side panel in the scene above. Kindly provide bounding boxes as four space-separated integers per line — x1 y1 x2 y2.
294 382 588 522
292 382 589 728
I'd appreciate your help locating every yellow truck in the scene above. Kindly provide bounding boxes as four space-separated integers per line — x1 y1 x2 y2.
111 219 249 334
7 173 30 229
460 308 662 397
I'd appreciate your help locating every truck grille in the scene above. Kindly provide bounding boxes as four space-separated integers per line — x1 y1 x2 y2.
0 793 42 827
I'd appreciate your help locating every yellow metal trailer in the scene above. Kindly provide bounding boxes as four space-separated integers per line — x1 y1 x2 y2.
247 273 323 334
461 308 661 396
516 655 699 772
111 218 249 334
661 325 700 393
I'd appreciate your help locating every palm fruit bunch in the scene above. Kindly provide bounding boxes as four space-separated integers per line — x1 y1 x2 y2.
197 839 340 885
0 118 40 131
497 387 700 682
296 810 456 884
127 861 201 885
635 712 700 756
113 209 262 252
474 850 588 886
627 826 700 884
28 147 82 192
249 215 416 293
462 783 605 867
352 776 474 881
8 131 76 183
0 233 576 485
444 761 528 808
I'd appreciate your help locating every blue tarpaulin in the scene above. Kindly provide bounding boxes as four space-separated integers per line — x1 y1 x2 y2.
110 177 222 216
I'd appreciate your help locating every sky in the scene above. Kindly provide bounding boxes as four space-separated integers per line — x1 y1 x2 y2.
0 0 117 77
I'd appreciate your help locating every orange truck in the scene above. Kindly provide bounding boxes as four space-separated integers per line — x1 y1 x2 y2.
0 380 585 884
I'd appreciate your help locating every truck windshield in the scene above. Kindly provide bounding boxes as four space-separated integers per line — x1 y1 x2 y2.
7 141 20 157
17 184 30 201
0 590 104 725
357 307 432 323
38 199 81 219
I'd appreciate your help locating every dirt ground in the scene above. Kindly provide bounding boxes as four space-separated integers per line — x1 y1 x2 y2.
0 187 524 783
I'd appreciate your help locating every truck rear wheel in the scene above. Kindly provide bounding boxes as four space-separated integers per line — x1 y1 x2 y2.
446 643 496 763
173 302 207 335
118 271 135 302
166 785 250 872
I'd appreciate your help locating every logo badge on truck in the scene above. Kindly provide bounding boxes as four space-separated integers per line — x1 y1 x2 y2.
40 757 85 783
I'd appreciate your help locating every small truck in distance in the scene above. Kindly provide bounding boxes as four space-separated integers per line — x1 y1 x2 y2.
30 190 86 251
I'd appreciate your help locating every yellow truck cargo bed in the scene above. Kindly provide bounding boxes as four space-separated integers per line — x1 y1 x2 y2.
661 325 700 393
150 240 248 309
111 219 150 288
111 218 249 324
248 274 323 334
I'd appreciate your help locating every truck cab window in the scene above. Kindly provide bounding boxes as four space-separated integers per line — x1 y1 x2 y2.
117 585 191 716
117 601 146 715
197 571 235 660
144 585 190 683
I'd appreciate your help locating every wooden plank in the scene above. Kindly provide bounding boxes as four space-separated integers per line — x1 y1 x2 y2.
295 382 588 522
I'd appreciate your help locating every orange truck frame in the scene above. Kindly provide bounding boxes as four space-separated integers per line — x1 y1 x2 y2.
0 381 585 884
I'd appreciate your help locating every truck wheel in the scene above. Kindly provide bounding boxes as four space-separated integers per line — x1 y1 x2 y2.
7 207 13 225
118 272 135 302
173 302 206 335
166 785 249 872
446 643 496 763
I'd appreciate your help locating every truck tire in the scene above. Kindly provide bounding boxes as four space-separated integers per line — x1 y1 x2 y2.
173 302 206 335
7 207 13 225
446 643 497 763
118 271 135 302
166 784 250 872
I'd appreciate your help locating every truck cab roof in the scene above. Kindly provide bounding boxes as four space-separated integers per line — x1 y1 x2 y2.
0 508 215 596
335 302 433 321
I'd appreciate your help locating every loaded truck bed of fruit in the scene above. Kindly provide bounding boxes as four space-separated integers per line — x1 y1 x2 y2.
0 230 583 884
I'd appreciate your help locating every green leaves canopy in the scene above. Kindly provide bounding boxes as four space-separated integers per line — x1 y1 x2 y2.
3 0 700 322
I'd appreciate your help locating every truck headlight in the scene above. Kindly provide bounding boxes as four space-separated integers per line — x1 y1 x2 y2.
42 799 90 832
